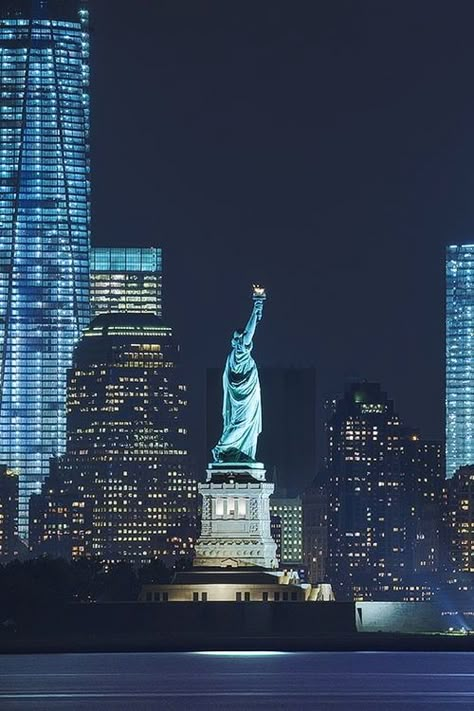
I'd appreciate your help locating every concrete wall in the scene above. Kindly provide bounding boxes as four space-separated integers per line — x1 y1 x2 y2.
139 583 307 602
356 601 443 634
21 601 356 649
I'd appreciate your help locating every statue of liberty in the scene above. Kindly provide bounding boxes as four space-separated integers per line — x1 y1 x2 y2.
212 286 266 463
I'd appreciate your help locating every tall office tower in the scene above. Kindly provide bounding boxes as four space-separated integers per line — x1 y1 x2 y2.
446 244 474 478
302 477 328 584
207 367 317 496
0 466 18 560
445 465 474 576
90 247 163 319
0 1 91 539
326 382 442 601
269 497 303 564
30 313 197 564
404 438 443 576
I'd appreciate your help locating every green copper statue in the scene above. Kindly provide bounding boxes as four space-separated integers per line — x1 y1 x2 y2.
212 286 266 463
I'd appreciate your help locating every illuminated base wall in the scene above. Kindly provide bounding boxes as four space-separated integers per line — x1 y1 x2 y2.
138 569 335 602
194 463 278 569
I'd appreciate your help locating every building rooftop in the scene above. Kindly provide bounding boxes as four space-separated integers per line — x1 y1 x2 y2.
171 568 293 586
1 0 86 21
84 312 171 338
91 247 162 273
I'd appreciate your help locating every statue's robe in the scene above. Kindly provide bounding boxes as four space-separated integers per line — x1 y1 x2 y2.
212 340 261 462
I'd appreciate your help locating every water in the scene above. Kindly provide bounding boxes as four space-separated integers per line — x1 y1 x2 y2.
1 651 474 709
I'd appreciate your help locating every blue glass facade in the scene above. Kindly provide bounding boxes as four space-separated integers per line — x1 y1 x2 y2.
446 245 474 478
0 1 90 539
90 247 163 318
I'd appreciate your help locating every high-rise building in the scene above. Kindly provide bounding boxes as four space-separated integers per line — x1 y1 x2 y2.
326 382 442 601
30 313 197 564
207 367 317 495
446 244 474 478
90 247 163 319
404 438 443 576
437 466 474 613
270 512 283 563
270 497 303 564
0 466 18 560
29 456 91 559
302 477 328 584
445 465 474 575
0 0 91 539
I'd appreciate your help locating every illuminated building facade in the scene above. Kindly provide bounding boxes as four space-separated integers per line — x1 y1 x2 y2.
270 497 303 564
0 0 90 539
445 466 474 575
405 439 443 577
446 244 474 478
90 247 163 319
29 456 92 559
30 313 197 563
0 466 18 559
327 382 442 601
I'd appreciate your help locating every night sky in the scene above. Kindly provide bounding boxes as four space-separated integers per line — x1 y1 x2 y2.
90 0 474 457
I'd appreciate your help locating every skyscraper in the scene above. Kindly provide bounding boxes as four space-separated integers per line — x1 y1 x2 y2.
445 465 474 575
404 438 443 576
326 382 442 600
90 247 163 319
30 313 197 564
446 245 474 478
302 477 328 584
0 0 91 539
270 497 303 564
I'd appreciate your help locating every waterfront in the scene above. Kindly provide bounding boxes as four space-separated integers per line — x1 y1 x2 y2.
1 651 474 709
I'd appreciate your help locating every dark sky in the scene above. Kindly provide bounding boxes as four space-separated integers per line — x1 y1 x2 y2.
89 0 474 454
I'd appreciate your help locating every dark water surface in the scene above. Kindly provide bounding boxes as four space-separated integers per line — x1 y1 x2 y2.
1 651 474 709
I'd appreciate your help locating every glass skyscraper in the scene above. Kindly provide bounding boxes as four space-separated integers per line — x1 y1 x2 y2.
446 245 474 478
0 1 90 539
90 247 163 319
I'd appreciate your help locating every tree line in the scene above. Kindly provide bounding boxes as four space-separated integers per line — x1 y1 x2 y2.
0 556 191 620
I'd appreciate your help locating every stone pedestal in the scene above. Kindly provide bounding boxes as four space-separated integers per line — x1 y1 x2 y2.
193 463 278 569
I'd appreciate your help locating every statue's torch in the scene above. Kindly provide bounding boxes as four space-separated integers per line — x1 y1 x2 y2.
252 284 266 321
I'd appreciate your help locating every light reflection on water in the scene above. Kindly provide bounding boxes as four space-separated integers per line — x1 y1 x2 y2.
197 650 288 656
1 652 474 710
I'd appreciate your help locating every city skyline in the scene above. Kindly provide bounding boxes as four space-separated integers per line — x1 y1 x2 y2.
3 4 474 689
2 0 468 458
0 0 471 569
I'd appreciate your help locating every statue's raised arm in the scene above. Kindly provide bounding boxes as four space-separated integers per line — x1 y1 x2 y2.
212 286 266 463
